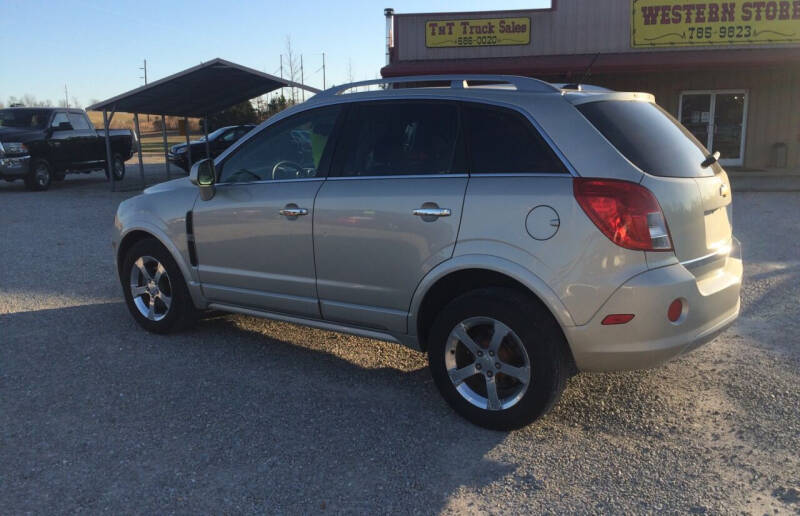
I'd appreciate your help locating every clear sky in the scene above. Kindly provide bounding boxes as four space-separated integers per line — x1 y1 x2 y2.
0 0 550 109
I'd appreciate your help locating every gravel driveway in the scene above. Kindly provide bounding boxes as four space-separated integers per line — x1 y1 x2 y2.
1 170 798 514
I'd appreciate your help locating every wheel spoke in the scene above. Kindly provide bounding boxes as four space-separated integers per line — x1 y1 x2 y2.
485 376 501 410
158 292 172 311
130 285 148 297
147 297 156 320
488 320 511 353
448 364 478 385
135 258 152 282
452 324 481 356
499 362 530 384
153 263 166 284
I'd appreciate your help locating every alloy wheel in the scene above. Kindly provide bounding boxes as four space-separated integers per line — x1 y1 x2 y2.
129 256 172 321
444 316 531 411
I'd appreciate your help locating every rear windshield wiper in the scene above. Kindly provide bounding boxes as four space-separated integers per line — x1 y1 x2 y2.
701 151 721 168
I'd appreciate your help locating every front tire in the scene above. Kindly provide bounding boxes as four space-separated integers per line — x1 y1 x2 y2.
428 288 568 430
120 238 198 333
25 158 53 191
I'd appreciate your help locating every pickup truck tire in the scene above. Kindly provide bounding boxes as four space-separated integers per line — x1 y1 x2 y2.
105 154 126 181
121 238 198 334
25 158 53 191
427 287 568 430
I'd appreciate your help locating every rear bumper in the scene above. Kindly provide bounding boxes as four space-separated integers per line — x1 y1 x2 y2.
0 155 30 179
564 249 742 372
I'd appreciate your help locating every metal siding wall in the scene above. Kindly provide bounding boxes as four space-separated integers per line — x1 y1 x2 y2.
580 67 799 169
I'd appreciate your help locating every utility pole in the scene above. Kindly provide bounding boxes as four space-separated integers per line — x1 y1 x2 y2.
64 84 69 108
317 52 326 90
140 59 149 121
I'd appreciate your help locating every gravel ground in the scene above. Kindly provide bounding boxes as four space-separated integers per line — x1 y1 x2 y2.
1 169 798 514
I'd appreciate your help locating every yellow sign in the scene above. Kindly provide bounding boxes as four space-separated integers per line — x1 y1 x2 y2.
426 18 531 48
632 0 800 47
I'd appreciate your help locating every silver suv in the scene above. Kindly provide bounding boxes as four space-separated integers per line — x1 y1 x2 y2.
113 75 742 429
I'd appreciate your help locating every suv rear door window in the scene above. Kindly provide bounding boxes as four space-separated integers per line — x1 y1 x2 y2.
463 103 568 175
577 100 715 178
335 101 462 177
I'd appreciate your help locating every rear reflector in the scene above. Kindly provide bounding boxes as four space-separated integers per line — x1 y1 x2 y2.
573 178 673 251
601 314 635 325
668 299 683 322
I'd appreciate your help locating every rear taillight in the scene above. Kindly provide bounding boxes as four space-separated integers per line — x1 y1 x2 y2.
573 178 673 252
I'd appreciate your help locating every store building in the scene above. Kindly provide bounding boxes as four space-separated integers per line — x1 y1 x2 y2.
381 0 800 169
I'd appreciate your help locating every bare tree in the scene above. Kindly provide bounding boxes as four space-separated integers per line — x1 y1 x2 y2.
71 96 82 109
284 36 300 103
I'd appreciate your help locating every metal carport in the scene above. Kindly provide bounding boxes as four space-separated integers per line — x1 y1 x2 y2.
87 58 319 191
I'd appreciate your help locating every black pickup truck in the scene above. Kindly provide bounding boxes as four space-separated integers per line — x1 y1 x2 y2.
0 107 135 191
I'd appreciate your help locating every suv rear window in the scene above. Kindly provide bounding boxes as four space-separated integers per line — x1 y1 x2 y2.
577 100 715 178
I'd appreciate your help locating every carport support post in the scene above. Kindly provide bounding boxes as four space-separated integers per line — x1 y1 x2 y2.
133 113 145 189
184 116 192 171
203 116 210 163
103 109 114 192
161 115 170 180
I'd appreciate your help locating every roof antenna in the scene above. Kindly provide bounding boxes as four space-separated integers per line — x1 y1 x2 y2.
576 53 600 86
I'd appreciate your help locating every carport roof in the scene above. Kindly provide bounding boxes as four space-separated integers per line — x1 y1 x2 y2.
87 58 319 117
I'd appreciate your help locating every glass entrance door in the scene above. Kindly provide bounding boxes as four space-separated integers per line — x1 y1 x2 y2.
680 91 747 167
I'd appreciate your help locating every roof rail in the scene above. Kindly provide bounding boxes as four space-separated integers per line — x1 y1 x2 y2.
315 75 560 98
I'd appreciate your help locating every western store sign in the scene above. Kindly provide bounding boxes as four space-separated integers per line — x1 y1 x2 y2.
632 0 800 46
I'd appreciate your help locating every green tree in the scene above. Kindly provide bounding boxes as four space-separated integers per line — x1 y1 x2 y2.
206 100 258 132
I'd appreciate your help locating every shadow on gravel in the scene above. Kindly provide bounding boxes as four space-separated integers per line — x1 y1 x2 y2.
1 302 514 513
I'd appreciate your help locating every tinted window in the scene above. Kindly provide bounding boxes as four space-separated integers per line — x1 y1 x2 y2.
67 113 90 130
464 104 568 174
219 129 238 142
51 112 70 128
0 109 50 129
336 101 461 177
219 106 340 183
577 100 715 178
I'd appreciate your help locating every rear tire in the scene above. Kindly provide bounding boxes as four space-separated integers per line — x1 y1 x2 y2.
427 287 568 430
24 158 52 191
105 153 125 181
120 238 198 334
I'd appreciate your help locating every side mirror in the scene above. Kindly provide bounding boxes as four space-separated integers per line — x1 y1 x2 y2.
190 158 216 200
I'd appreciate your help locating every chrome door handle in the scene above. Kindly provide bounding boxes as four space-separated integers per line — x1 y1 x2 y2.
413 208 451 218
279 206 308 217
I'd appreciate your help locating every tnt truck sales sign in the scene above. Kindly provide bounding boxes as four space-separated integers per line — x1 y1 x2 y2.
632 0 800 46
426 18 531 48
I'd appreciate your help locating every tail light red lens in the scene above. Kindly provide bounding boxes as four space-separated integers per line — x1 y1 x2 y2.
573 178 673 252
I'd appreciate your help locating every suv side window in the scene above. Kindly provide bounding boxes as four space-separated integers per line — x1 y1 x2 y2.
335 101 462 177
67 113 91 131
218 106 341 183
463 103 568 174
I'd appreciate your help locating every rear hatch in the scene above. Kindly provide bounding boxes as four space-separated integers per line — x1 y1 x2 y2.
575 97 733 271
